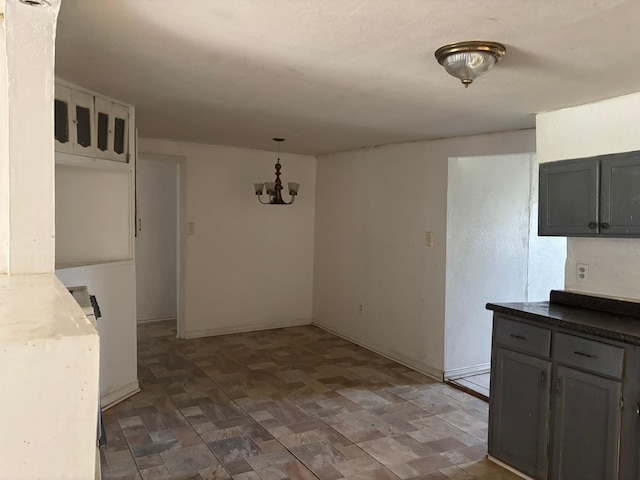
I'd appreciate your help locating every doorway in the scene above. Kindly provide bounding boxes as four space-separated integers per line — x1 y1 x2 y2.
444 153 566 399
135 154 183 335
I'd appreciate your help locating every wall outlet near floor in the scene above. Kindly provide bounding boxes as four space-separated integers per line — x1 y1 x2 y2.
577 263 589 281
358 302 364 315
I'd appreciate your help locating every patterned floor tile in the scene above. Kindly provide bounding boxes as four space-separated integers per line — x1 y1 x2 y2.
99 321 516 480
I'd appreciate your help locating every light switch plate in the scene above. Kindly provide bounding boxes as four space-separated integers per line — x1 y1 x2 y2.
186 222 195 236
425 231 433 246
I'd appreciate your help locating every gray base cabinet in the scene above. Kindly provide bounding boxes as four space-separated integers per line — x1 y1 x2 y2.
489 313 637 480
490 348 551 479
551 366 622 480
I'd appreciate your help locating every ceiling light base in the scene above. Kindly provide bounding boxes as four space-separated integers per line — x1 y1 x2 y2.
435 41 506 87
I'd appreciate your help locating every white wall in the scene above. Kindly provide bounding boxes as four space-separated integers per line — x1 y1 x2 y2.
444 154 566 376
138 139 316 338
313 129 536 378
0 1 100 478
445 154 532 376
0 1 8 273
55 162 133 266
537 92 640 301
57 261 139 408
4 0 56 274
136 156 178 322
526 160 567 301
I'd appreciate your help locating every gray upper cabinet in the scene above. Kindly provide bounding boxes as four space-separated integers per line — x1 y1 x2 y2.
539 159 599 236
539 151 640 237
600 152 640 235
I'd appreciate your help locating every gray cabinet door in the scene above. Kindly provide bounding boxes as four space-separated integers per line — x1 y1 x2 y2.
551 366 622 480
539 159 599 236
489 348 551 479
600 152 640 236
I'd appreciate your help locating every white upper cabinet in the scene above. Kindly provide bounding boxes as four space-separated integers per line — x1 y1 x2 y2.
95 97 130 162
55 82 132 162
54 85 74 154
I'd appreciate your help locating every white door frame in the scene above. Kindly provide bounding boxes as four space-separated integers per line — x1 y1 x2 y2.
137 152 186 338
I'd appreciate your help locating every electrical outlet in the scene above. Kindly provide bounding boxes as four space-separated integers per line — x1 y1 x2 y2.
358 302 364 315
186 222 195 236
577 263 589 282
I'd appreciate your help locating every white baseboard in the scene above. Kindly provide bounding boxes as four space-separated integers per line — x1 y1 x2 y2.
101 380 140 411
312 322 444 382
183 318 313 340
137 315 176 324
487 455 534 480
444 363 491 381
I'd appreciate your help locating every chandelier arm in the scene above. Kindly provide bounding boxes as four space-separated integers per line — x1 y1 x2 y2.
256 195 271 204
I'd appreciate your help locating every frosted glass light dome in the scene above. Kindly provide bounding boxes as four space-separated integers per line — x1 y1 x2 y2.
435 41 506 87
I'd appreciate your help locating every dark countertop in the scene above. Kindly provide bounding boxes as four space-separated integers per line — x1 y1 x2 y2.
487 295 640 346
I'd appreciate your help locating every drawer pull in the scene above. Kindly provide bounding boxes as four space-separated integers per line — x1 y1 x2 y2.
574 351 597 359
510 334 528 341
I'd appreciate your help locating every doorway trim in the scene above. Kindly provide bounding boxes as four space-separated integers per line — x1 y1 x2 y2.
137 152 187 339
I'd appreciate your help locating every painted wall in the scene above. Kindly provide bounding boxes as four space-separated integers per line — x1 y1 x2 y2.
537 92 640 301
56 261 139 408
0 1 100 478
138 139 316 338
0 2 8 273
55 162 133 266
136 156 178 322
5 0 56 273
444 154 565 376
313 129 536 378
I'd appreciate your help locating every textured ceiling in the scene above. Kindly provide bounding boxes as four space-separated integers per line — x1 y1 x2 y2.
55 0 640 155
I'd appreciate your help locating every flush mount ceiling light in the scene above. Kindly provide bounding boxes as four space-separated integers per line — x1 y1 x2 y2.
254 138 300 205
435 41 506 87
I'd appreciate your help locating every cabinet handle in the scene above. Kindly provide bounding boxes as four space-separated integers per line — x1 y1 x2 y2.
636 403 640 417
588 221 597 229
556 378 561 394
600 222 610 230
510 334 528 341
540 371 545 386
574 351 596 359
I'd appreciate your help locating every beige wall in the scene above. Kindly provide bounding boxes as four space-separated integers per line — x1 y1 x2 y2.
138 139 316 337
313 129 536 378
537 92 640 301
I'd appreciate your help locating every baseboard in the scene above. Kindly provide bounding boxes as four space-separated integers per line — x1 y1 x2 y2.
183 318 313 339
101 380 140 411
444 363 491 381
137 315 176 324
487 455 534 480
312 322 444 382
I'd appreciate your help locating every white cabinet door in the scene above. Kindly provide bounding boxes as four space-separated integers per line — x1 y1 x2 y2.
70 89 96 157
54 85 74 154
110 102 129 162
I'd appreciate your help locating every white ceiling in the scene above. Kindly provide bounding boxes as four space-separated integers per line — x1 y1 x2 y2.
55 0 640 155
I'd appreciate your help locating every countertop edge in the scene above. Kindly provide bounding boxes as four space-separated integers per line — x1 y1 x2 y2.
486 302 640 347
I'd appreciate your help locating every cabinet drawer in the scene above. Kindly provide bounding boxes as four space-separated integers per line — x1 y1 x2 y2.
553 333 624 379
494 316 551 357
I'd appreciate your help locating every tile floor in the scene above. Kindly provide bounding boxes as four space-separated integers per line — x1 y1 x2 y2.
100 321 519 480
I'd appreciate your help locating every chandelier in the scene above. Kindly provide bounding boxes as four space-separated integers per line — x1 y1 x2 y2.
435 41 506 87
254 138 299 205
